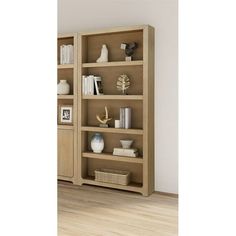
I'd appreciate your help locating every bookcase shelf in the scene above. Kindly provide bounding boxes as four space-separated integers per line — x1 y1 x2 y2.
57 125 74 130
81 126 143 135
82 176 143 193
82 95 143 100
82 60 143 68
82 152 143 164
57 95 74 99
57 64 74 69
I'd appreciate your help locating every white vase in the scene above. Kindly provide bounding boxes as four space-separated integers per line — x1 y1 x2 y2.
57 80 70 95
91 133 104 153
96 44 108 63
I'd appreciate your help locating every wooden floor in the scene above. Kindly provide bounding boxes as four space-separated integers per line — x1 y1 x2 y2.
58 182 178 236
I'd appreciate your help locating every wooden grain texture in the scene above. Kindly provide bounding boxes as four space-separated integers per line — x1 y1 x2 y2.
58 182 178 236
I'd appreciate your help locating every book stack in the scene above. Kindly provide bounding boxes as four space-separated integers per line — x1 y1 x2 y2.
60 45 74 64
82 75 103 95
113 148 138 157
120 107 131 129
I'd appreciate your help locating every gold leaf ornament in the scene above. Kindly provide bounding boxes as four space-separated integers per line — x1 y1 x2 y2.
116 74 130 94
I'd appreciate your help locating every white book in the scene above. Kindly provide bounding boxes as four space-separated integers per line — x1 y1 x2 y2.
60 45 66 64
67 45 74 64
82 75 86 95
60 45 63 64
88 75 94 95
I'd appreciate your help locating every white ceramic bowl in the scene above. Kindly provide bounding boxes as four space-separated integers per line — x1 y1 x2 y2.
120 139 133 149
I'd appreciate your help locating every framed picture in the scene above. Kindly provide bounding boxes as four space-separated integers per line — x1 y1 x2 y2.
58 105 73 124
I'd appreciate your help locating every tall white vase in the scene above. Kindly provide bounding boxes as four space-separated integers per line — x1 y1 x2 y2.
57 80 70 95
96 44 108 63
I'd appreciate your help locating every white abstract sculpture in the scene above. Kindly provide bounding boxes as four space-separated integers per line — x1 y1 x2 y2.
96 44 108 63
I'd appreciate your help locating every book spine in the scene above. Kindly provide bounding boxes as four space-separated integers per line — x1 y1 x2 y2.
119 108 125 128
82 75 86 95
124 107 131 129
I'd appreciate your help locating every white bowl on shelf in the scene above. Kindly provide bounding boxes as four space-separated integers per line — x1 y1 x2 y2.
120 139 133 149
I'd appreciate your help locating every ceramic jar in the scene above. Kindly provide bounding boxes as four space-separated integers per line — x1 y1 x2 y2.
57 80 70 95
91 133 104 153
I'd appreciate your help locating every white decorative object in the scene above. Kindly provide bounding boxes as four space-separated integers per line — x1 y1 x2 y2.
120 139 133 149
91 133 104 153
57 80 70 95
115 120 120 128
96 44 108 63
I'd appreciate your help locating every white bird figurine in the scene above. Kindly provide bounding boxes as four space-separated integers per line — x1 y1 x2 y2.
96 44 108 63
96 106 112 126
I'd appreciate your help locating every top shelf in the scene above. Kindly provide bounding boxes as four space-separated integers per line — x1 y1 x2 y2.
82 60 143 68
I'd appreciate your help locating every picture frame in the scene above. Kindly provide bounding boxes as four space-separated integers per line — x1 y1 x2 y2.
58 105 73 124
94 76 104 95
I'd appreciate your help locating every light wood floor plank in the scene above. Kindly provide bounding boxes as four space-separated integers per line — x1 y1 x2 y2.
58 182 178 236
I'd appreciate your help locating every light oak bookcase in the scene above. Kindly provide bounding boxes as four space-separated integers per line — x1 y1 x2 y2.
77 25 154 196
57 33 78 184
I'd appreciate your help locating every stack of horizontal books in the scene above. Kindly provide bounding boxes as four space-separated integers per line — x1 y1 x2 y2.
113 147 138 157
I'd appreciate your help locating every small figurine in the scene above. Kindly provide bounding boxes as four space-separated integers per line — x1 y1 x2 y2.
96 106 112 127
116 74 130 94
120 42 138 61
96 44 108 62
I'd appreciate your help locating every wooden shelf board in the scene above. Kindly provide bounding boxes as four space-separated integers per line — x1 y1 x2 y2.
58 64 74 69
57 95 74 99
81 126 143 135
82 95 143 100
82 152 143 164
82 60 143 68
82 176 143 193
58 125 74 130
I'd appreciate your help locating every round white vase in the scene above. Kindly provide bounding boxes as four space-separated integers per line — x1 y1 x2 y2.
57 80 70 95
91 133 104 153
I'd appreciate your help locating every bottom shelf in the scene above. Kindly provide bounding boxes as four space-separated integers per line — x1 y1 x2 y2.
82 176 143 193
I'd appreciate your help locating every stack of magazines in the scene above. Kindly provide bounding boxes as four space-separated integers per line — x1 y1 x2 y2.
60 44 74 64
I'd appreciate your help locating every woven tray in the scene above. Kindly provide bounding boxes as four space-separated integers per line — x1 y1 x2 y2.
95 168 131 185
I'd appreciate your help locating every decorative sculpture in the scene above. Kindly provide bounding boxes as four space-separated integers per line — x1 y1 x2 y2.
96 44 108 62
96 106 112 127
116 74 130 94
120 42 138 61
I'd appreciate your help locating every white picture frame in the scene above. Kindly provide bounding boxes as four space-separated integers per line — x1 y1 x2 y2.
58 105 73 124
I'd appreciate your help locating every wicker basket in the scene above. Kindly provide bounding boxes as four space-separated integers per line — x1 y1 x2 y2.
95 168 131 185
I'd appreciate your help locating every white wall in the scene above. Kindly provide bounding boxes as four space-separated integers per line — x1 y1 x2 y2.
58 0 178 194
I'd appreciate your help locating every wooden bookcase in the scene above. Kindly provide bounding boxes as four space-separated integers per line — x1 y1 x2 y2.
57 33 78 183
77 25 154 196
